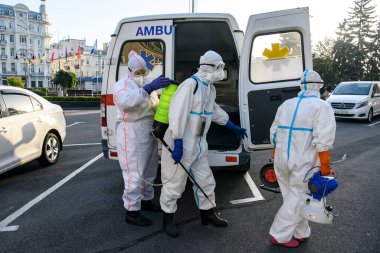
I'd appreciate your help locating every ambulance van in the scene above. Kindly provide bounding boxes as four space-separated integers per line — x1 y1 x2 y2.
101 7 312 171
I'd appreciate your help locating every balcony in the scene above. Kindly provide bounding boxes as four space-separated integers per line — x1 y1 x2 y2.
30 72 47 77
0 40 7 45
0 54 7 60
2 71 17 75
0 26 6 31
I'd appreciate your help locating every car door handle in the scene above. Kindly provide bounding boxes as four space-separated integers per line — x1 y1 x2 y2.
0 127 9 133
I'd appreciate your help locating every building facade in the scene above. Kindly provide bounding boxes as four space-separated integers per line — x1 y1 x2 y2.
50 39 107 92
0 1 52 88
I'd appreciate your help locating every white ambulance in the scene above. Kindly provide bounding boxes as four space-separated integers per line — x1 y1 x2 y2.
101 7 312 171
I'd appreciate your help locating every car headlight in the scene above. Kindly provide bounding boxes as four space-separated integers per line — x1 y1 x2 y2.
356 101 368 108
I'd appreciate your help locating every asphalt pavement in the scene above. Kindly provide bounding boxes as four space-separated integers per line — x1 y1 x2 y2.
0 110 379 253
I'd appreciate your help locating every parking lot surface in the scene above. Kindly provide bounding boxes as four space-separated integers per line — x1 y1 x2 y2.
0 110 379 252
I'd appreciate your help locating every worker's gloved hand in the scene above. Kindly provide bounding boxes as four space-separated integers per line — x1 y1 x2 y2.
272 148 276 160
142 75 171 94
318 150 331 176
172 139 183 164
225 120 248 139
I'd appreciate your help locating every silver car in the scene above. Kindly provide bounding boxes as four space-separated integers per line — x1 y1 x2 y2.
0 85 66 174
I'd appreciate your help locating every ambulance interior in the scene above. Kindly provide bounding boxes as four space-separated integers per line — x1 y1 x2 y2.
174 21 241 151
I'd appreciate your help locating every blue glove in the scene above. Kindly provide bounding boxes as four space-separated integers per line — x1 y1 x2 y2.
142 75 171 94
171 139 183 164
225 120 248 139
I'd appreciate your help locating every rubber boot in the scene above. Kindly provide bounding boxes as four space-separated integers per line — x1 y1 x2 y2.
141 200 161 212
200 209 228 227
162 212 179 238
270 236 300 248
125 210 152 226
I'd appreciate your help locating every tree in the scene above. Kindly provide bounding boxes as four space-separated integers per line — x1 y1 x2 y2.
313 37 337 87
7 76 24 88
333 0 378 81
366 22 380 80
52 69 78 90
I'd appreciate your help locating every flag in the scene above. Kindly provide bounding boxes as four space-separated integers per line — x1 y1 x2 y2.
90 39 97 54
29 55 37 64
39 54 46 64
76 44 81 60
50 51 55 63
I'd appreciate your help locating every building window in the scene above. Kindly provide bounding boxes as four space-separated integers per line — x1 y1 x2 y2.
11 63 15 72
31 65 35 73
21 63 26 72
38 39 40 46
31 81 36 87
2 62 6 72
38 81 43 87
10 35 14 42
38 68 41 73
1 47 5 55
86 59 89 64
37 26 40 32
20 35 26 43
18 12 24 18
0 34 4 41
10 48 14 57
9 10 13 16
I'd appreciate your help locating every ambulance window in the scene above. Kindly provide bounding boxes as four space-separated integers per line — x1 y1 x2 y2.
117 40 165 81
250 31 304 84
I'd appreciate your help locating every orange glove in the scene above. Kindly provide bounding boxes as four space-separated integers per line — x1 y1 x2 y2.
318 150 331 176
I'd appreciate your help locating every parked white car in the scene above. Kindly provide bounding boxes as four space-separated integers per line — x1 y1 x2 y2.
327 81 380 123
0 85 66 174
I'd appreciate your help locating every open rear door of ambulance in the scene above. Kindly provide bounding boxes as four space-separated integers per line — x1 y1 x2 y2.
239 7 312 151
106 19 174 151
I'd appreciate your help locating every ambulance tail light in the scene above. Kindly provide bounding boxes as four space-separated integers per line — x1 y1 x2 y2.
101 95 107 127
226 156 238 163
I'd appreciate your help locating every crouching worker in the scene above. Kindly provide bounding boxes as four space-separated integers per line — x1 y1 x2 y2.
113 50 171 226
160 51 247 237
269 70 336 247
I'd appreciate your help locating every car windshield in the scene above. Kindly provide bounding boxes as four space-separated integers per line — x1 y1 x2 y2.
333 82 372 95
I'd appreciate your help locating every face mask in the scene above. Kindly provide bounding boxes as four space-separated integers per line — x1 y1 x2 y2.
133 76 144 87
207 68 225 83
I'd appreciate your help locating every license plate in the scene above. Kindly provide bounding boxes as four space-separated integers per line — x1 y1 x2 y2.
334 110 349 114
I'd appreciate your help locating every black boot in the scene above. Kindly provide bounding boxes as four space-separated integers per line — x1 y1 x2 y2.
141 200 161 212
162 212 179 238
200 209 228 227
125 211 152 226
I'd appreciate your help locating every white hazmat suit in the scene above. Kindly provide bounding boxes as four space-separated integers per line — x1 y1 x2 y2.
160 51 230 213
269 70 336 244
113 51 159 212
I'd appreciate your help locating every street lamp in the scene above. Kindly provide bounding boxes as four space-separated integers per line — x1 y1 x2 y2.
15 48 33 88
16 24 34 88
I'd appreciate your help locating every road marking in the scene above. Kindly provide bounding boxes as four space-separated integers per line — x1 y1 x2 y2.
66 122 85 128
0 225 19 232
0 153 103 233
64 110 99 116
332 153 347 164
367 121 380 127
230 172 265 205
63 143 101 147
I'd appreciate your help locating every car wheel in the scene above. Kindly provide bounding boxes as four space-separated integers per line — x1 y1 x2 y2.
367 108 373 123
38 132 61 165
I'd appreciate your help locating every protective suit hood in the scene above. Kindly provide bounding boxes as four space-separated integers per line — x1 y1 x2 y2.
197 50 225 84
298 69 323 97
127 50 149 77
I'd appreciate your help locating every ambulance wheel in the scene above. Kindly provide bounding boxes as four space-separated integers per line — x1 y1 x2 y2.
235 157 251 173
259 163 279 188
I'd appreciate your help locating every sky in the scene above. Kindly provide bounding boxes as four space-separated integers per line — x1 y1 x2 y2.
2 0 380 47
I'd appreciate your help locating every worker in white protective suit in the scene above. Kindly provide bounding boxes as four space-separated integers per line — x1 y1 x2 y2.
160 51 247 237
269 69 336 248
113 50 171 226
